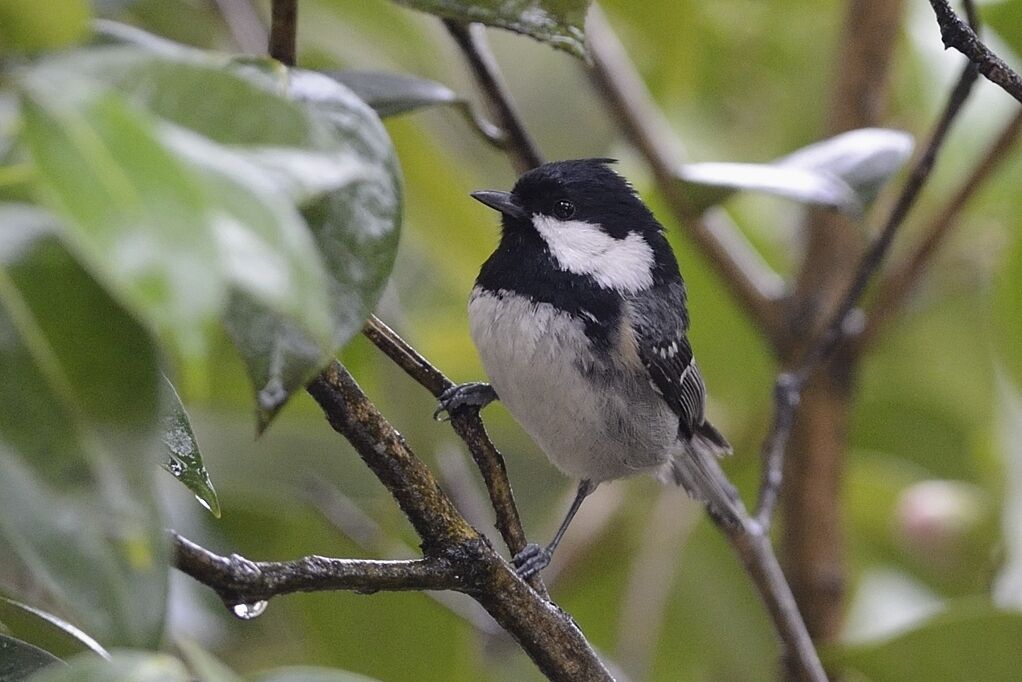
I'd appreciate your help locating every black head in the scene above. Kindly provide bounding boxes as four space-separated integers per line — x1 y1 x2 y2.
471 159 662 240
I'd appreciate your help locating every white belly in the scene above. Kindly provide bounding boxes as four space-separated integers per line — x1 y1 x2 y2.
468 288 677 482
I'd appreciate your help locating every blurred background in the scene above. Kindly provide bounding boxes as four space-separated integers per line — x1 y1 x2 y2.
96 0 1022 679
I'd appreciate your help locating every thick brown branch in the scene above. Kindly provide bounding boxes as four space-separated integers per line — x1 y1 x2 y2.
307 360 476 551
928 0 1022 103
268 0 297 66
172 533 462 605
362 315 543 594
863 108 1022 344
444 21 543 174
585 5 783 336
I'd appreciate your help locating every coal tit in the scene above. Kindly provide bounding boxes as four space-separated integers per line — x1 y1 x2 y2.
437 159 742 579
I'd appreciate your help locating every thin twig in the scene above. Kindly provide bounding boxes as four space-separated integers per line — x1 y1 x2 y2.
928 0 1022 103
444 21 543 174
585 5 783 337
173 533 463 605
722 522 827 682
754 36 983 528
863 108 1022 344
210 0 267 54
362 315 545 595
268 0 298 66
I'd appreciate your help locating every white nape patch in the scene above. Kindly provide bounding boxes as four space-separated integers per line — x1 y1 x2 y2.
532 214 654 293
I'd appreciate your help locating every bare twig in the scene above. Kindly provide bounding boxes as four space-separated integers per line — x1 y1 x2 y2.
755 39 983 529
173 533 463 604
268 0 297 66
863 108 1022 344
210 0 267 54
444 21 543 174
722 521 826 682
361 315 545 594
928 0 1022 103
585 5 783 336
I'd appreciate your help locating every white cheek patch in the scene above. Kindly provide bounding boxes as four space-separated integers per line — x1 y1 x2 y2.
531 214 655 293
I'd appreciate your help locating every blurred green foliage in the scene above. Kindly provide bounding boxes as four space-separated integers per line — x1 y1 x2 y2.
1 0 1021 680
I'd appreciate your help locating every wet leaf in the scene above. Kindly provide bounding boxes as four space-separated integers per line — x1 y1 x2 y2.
0 204 167 648
0 597 110 660
159 376 220 517
778 127 914 205
389 0 591 59
677 161 861 214
676 127 914 214
0 634 63 680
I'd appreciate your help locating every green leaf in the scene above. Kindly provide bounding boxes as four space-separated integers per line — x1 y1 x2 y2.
0 204 167 648
0 634 63 681
16 44 389 425
322 70 504 145
26 651 190 682
829 603 1022 680
389 0 591 59
0 597 110 660
159 376 220 517
0 0 90 52
677 127 914 214
677 161 861 214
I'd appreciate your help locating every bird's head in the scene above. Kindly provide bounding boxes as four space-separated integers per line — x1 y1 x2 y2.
472 159 670 293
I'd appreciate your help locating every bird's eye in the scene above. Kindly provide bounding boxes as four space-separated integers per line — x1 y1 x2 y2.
553 199 576 220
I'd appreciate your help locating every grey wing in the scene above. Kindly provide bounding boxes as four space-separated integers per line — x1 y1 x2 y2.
628 284 707 439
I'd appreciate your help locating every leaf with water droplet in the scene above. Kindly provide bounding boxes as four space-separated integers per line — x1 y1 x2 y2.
230 600 268 620
159 375 220 518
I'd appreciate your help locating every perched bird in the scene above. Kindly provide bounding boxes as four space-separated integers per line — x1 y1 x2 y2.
436 159 742 579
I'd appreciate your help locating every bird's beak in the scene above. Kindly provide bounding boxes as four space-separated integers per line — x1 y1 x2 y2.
471 190 527 220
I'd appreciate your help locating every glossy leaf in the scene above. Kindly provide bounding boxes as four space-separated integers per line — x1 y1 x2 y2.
0 634 63 680
677 161 861 214
0 0 90 52
389 0 590 58
0 597 110 660
322 70 503 144
15 44 397 426
830 604 1022 680
778 127 914 204
677 127 914 214
159 376 220 517
0 204 167 648
26 651 190 682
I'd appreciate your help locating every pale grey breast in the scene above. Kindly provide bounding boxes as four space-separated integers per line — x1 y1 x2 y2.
468 287 679 482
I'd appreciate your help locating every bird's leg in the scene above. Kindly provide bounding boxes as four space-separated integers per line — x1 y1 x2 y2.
433 382 498 421
513 479 597 581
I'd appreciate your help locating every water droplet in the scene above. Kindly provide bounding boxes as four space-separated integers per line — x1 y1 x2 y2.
231 600 268 620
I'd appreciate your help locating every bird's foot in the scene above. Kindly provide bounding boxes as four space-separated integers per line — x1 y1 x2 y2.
433 382 497 421
512 543 551 581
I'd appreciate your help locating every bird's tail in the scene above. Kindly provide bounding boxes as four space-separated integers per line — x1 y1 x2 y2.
660 421 745 528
